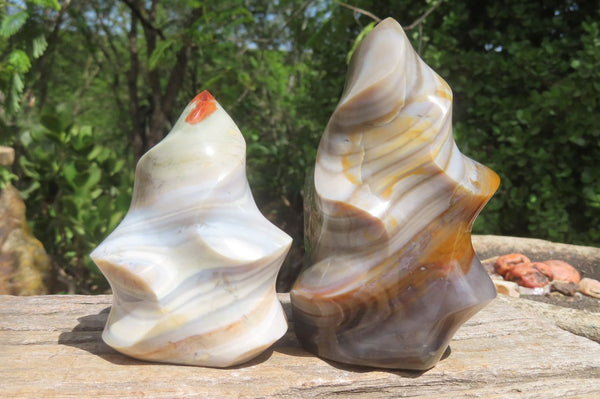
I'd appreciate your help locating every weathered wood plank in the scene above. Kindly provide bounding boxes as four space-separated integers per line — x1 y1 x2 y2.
1 294 599 398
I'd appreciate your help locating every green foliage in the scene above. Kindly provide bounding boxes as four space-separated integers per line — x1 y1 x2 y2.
31 34 47 58
0 11 29 38
16 105 132 292
148 38 180 71
0 167 17 189
0 1 58 190
2 0 599 294
9 49 32 72
416 0 600 245
0 1 56 114
29 0 60 9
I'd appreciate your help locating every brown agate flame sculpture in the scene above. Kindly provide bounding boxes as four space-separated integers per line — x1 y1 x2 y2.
290 18 500 370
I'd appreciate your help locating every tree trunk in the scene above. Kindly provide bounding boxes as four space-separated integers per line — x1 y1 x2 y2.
126 5 145 160
122 1 203 158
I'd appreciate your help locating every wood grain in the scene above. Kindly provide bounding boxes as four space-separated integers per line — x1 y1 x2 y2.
1 294 599 398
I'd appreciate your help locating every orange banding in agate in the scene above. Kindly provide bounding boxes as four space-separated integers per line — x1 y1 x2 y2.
186 90 217 124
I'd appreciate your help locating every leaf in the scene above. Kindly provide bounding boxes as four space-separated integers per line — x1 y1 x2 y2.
149 39 175 70
71 125 94 151
203 73 223 88
12 72 24 92
0 11 28 38
30 0 61 10
108 211 124 230
346 21 376 64
111 159 125 175
9 72 24 112
41 113 63 133
9 50 31 73
96 148 112 162
238 71 254 89
19 130 33 146
82 164 102 191
0 167 18 189
90 188 103 200
63 162 78 188
86 145 103 161
18 180 40 200
32 35 48 59
19 157 40 180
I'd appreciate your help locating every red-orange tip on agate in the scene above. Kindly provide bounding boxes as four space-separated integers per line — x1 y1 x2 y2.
186 90 217 124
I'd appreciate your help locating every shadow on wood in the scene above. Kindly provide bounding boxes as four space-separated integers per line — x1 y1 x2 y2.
56 305 278 368
3 294 600 398
54 296 438 377
57 306 143 366
314 347 451 378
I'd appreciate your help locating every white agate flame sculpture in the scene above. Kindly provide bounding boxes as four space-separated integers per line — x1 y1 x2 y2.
291 18 501 370
91 91 291 367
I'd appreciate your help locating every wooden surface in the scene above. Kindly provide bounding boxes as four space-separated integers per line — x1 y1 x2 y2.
1 294 600 398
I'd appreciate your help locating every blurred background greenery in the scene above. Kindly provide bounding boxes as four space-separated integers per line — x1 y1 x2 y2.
1 0 599 293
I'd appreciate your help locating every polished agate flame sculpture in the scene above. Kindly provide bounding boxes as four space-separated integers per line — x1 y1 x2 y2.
291 18 500 370
91 91 291 367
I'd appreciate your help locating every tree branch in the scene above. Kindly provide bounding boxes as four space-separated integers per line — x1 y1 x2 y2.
145 6 204 149
270 0 313 43
161 45 191 116
160 5 204 113
140 1 161 126
72 55 100 117
337 1 443 30
337 1 381 23
119 0 165 40
404 0 443 30
72 3 127 120
90 2 124 64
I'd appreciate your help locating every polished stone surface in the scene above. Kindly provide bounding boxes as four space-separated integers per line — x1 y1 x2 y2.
91 91 291 367
291 18 500 370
